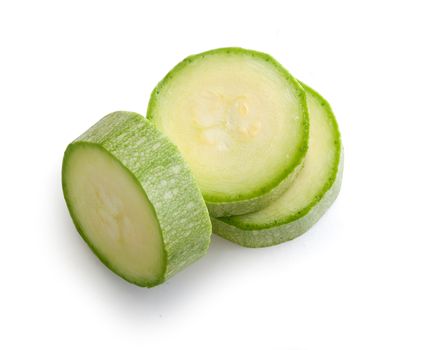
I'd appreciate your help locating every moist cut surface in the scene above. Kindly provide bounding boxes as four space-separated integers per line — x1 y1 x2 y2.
147 48 309 216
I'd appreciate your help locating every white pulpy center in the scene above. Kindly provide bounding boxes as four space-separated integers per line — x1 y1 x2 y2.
94 184 130 242
193 92 262 150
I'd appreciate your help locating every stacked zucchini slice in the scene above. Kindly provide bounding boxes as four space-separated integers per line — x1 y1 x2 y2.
148 48 342 247
147 48 309 217
62 48 342 287
211 84 343 247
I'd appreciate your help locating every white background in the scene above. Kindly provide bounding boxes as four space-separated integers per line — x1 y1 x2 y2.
1 1 421 349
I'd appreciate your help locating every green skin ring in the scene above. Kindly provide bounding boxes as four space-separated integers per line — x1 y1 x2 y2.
147 47 309 217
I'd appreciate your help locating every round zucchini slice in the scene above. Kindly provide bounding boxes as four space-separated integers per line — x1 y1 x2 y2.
62 112 212 287
147 48 309 217
212 84 343 247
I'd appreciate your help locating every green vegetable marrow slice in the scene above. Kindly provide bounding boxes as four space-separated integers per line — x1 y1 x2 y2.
62 112 212 287
212 84 343 247
147 48 309 217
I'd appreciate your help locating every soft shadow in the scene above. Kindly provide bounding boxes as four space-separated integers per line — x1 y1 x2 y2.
51 166 241 318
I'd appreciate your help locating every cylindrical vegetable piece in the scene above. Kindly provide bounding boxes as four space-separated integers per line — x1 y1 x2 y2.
62 112 212 287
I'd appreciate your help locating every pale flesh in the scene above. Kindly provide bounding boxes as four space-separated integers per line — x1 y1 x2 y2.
232 90 338 225
153 53 304 201
64 145 164 284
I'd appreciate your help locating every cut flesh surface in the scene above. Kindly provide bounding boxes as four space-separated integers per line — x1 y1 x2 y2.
64 144 164 284
212 84 343 247
62 112 212 287
147 48 308 216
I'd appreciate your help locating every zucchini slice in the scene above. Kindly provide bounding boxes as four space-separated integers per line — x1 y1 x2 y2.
62 112 211 287
147 48 309 217
212 84 343 247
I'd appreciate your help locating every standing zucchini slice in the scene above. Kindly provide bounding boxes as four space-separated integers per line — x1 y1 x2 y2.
62 112 212 287
147 48 309 217
212 84 343 247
